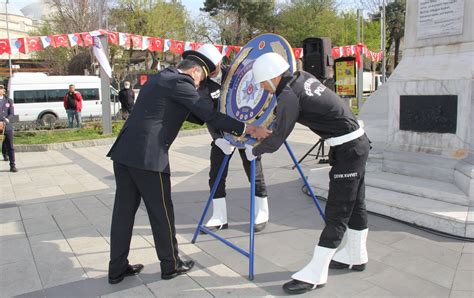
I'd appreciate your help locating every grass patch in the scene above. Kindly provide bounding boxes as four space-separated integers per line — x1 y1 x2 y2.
14 121 205 145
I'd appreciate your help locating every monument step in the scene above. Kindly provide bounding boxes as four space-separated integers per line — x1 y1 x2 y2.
365 171 469 207
308 167 473 238
380 150 458 182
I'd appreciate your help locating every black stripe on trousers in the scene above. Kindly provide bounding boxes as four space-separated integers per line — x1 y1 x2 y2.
109 162 179 278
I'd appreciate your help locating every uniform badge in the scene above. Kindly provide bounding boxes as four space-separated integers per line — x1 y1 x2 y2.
220 33 297 148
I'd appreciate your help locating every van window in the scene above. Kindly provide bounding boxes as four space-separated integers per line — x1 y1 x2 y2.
13 88 99 103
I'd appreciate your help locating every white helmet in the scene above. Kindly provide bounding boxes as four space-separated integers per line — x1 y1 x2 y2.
197 44 224 67
252 52 290 84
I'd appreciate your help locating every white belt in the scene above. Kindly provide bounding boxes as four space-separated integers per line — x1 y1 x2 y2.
325 127 365 147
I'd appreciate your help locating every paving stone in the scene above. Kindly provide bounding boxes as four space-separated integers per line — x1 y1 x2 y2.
29 231 87 288
19 203 50 219
45 199 80 216
457 253 474 271
23 216 60 236
0 236 33 266
449 290 474 298
0 260 43 297
352 285 397 297
101 285 155 297
391 236 462 268
62 226 109 255
364 267 451 297
452 270 474 291
0 206 21 223
0 220 26 241
53 212 91 231
147 275 211 297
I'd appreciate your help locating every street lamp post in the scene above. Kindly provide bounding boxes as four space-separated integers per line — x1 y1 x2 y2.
5 0 12 77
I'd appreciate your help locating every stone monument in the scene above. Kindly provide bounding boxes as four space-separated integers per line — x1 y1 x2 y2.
309 0 473 238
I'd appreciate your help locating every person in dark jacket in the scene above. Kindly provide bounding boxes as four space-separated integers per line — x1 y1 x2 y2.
63 84 83 128
106 53 271 285
118 81 135 119
186 44 269 233
248 53 370 295
0 85 17 172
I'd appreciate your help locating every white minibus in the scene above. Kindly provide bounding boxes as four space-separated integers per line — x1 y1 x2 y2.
7 72 119 124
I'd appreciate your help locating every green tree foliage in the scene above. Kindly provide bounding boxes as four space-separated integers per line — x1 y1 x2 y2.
201 0 275 45
385 0 405 68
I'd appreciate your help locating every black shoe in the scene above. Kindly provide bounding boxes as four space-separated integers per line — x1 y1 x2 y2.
161 260 195 280
10 166 17 173
200 223 228 234
282 279 323 295
3 155 8 161
108 264 144 284
254 222 267 233
329 260 366 271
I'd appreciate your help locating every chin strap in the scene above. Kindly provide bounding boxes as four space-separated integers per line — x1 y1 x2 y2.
266 80 276 93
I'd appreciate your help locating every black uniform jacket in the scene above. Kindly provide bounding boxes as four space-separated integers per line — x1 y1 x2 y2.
253 71 360 156
186 66 229 140
0 96 15 131
107 67 245 174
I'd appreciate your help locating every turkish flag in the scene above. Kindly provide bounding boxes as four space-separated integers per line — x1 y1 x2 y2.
292 48 302 59
107 31 119 45
81 32 93 47
26 37 43 52
52 34 70 48
131 34 143 49
234 46 241 54
174 40 185 54
190 42 203 50
0 39 11 55
148 37 163 52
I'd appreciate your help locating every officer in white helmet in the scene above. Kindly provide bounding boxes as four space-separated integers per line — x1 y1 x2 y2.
248 52 371 295
185 44 270 233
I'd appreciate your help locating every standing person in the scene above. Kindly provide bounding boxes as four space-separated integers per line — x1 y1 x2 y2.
118 81 135 120
106 53 271 284
63 84 83 128
249 53 370 295
186 44 269 233
0 85 17 172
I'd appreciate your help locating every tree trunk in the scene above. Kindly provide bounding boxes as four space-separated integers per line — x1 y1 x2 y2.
394 37 401 68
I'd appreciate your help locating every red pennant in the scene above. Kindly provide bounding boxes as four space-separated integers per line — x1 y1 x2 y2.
26 37 43 52
81 32 93 47
52 34 70 48
174 40 184 54
234 46 241 54
148 37 163 52
355 44 362 69
214 44 223 53
130 34 143 49
0 39 11 55
107 31 119 45
292 48 302 59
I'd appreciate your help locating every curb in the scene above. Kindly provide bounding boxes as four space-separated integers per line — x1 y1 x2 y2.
15 128 209 152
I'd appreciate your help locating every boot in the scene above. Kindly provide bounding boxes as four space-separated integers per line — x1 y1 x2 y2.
254 196 269 232
283 245 337 295
10 165 18 173
329 228 368 271
203 197 228 232
2 154 8 161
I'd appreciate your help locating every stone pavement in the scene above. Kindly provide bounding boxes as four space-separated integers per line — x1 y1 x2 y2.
0 125 472 297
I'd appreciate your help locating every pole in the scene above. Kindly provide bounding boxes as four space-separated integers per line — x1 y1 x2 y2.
5 0 12 77
99 34 112 135
381 0 386 83
356 9 363 110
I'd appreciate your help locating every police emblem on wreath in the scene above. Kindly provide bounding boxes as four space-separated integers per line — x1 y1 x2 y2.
220 34 297 148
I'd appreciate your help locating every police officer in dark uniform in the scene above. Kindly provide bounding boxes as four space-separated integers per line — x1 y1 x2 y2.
186 44 269 233
106 52 271 284
0 85 17 173
249 53 370 294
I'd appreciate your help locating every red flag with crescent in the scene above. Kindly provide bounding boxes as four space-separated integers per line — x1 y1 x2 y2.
0 39 11 55
81 32 93 47
107 31 119 45
174 40 185 54
52 34 70 48
26 37 43 52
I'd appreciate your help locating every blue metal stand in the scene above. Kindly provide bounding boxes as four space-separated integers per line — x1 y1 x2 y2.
192 142 325 280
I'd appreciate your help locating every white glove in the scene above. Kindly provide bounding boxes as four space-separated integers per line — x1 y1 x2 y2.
245 144 257 161
215 138 235 155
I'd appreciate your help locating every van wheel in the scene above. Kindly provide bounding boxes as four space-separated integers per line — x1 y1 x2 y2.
39 113 58 127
